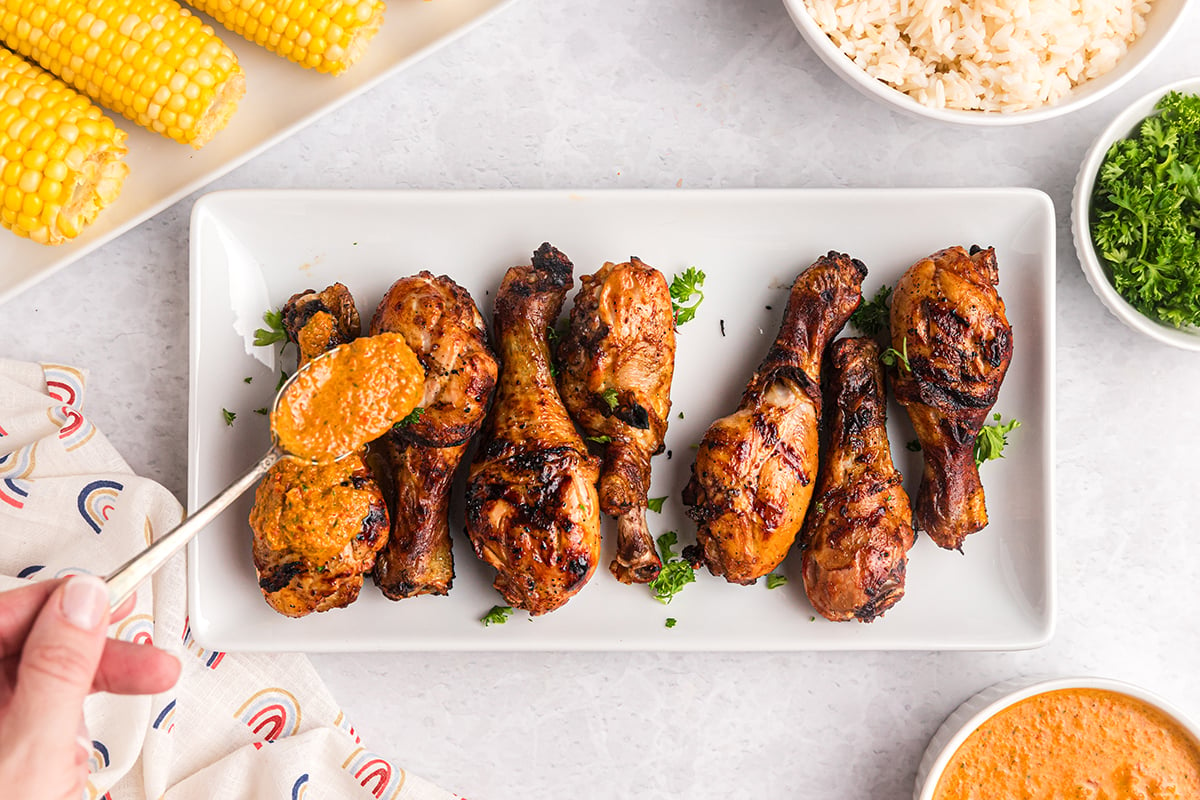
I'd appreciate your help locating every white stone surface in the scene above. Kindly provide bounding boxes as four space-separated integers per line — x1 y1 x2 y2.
2 0 1200 797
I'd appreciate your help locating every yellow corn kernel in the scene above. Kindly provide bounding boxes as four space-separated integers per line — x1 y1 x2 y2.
0 48 128 245
187 0 384 76
0 0 245 148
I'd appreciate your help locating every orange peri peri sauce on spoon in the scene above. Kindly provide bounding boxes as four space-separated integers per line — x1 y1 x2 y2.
271 332 424 463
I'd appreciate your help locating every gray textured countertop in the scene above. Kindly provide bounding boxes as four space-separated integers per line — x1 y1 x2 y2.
2 0 1199 797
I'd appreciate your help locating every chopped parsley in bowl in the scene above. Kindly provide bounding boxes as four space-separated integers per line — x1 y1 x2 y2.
1073 78 1200 350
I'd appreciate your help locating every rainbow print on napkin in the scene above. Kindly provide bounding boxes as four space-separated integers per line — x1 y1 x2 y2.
0 358 460 800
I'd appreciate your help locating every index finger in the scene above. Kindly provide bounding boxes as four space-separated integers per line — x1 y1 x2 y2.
0 580 136 658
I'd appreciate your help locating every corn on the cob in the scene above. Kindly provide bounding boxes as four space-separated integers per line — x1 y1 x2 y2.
187 0 384 75
0 47 127 245
0 0 245 149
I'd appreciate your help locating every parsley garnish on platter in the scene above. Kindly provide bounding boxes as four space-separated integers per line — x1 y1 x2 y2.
586 434 613 444
481 605 513 626
255 308 294 394
880 337 910 373
648 531 696 604
1091 91 1200 327
394 407 425 428
850 284 893 336
253 308 288 347
665 618 677 629
600 388 619 412
974 413 1021 466
221 408 236 426
766 573 787 589
670 267 706 325
646 496 667 513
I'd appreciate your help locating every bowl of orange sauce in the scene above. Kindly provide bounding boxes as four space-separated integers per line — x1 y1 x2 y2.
915 677 1200 800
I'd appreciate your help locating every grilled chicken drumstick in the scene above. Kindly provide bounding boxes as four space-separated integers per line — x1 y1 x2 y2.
249 284 389 616
683 252 866 585
890 245 1012 551
370 272 498 599
557 258 675 584
465 244 602 615
801 338 915 622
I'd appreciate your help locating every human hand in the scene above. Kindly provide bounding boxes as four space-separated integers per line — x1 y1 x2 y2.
0 575 181 800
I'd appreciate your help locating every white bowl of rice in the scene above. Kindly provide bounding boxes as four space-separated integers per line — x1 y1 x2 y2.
784 0 1190 125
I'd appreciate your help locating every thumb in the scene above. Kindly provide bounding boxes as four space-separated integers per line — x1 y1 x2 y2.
7 575 110 751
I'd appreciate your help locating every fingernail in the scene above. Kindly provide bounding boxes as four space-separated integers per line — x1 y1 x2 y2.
61 575 108 630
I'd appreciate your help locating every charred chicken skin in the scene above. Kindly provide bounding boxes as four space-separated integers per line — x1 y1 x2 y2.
557 258 675 584
800 338 915 622
248 284 390 617
890 245 1012 551
683 252 866 585
369 272 498 600
465 244 602 615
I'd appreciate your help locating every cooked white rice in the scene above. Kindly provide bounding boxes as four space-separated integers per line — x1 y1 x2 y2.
803 0 1152 113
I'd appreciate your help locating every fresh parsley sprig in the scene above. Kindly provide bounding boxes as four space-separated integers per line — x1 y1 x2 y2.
670 267 706 325
648 531 696 604
253 309 288 347
850 284 893 337
975 413 1021 467
880 337 910 373
481 605 513 626
394 407 425 428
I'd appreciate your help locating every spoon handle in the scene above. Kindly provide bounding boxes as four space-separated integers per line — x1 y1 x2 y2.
105 446 284 610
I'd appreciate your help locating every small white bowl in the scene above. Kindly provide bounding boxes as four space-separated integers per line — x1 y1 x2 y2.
1072 76 1200 350
913 675 1200 800
782 0 1190 126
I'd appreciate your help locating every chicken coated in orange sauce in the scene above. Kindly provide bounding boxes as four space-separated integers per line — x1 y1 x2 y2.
248 284 391 617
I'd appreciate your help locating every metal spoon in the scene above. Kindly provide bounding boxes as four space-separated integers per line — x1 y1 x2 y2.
103 349 355 610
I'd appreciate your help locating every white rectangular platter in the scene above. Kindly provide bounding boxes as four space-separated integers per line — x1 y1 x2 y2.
0 0 516 306
188 188 1055 651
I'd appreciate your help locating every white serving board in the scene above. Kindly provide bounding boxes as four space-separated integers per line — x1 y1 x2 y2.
188 188 1055 651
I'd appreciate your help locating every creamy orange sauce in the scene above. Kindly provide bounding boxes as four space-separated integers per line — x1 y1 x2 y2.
934 688 1200 800
272 332 424 462
249 457 374 564
295 310 338 362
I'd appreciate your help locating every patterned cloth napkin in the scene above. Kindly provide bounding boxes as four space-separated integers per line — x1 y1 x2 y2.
0 359 457 800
